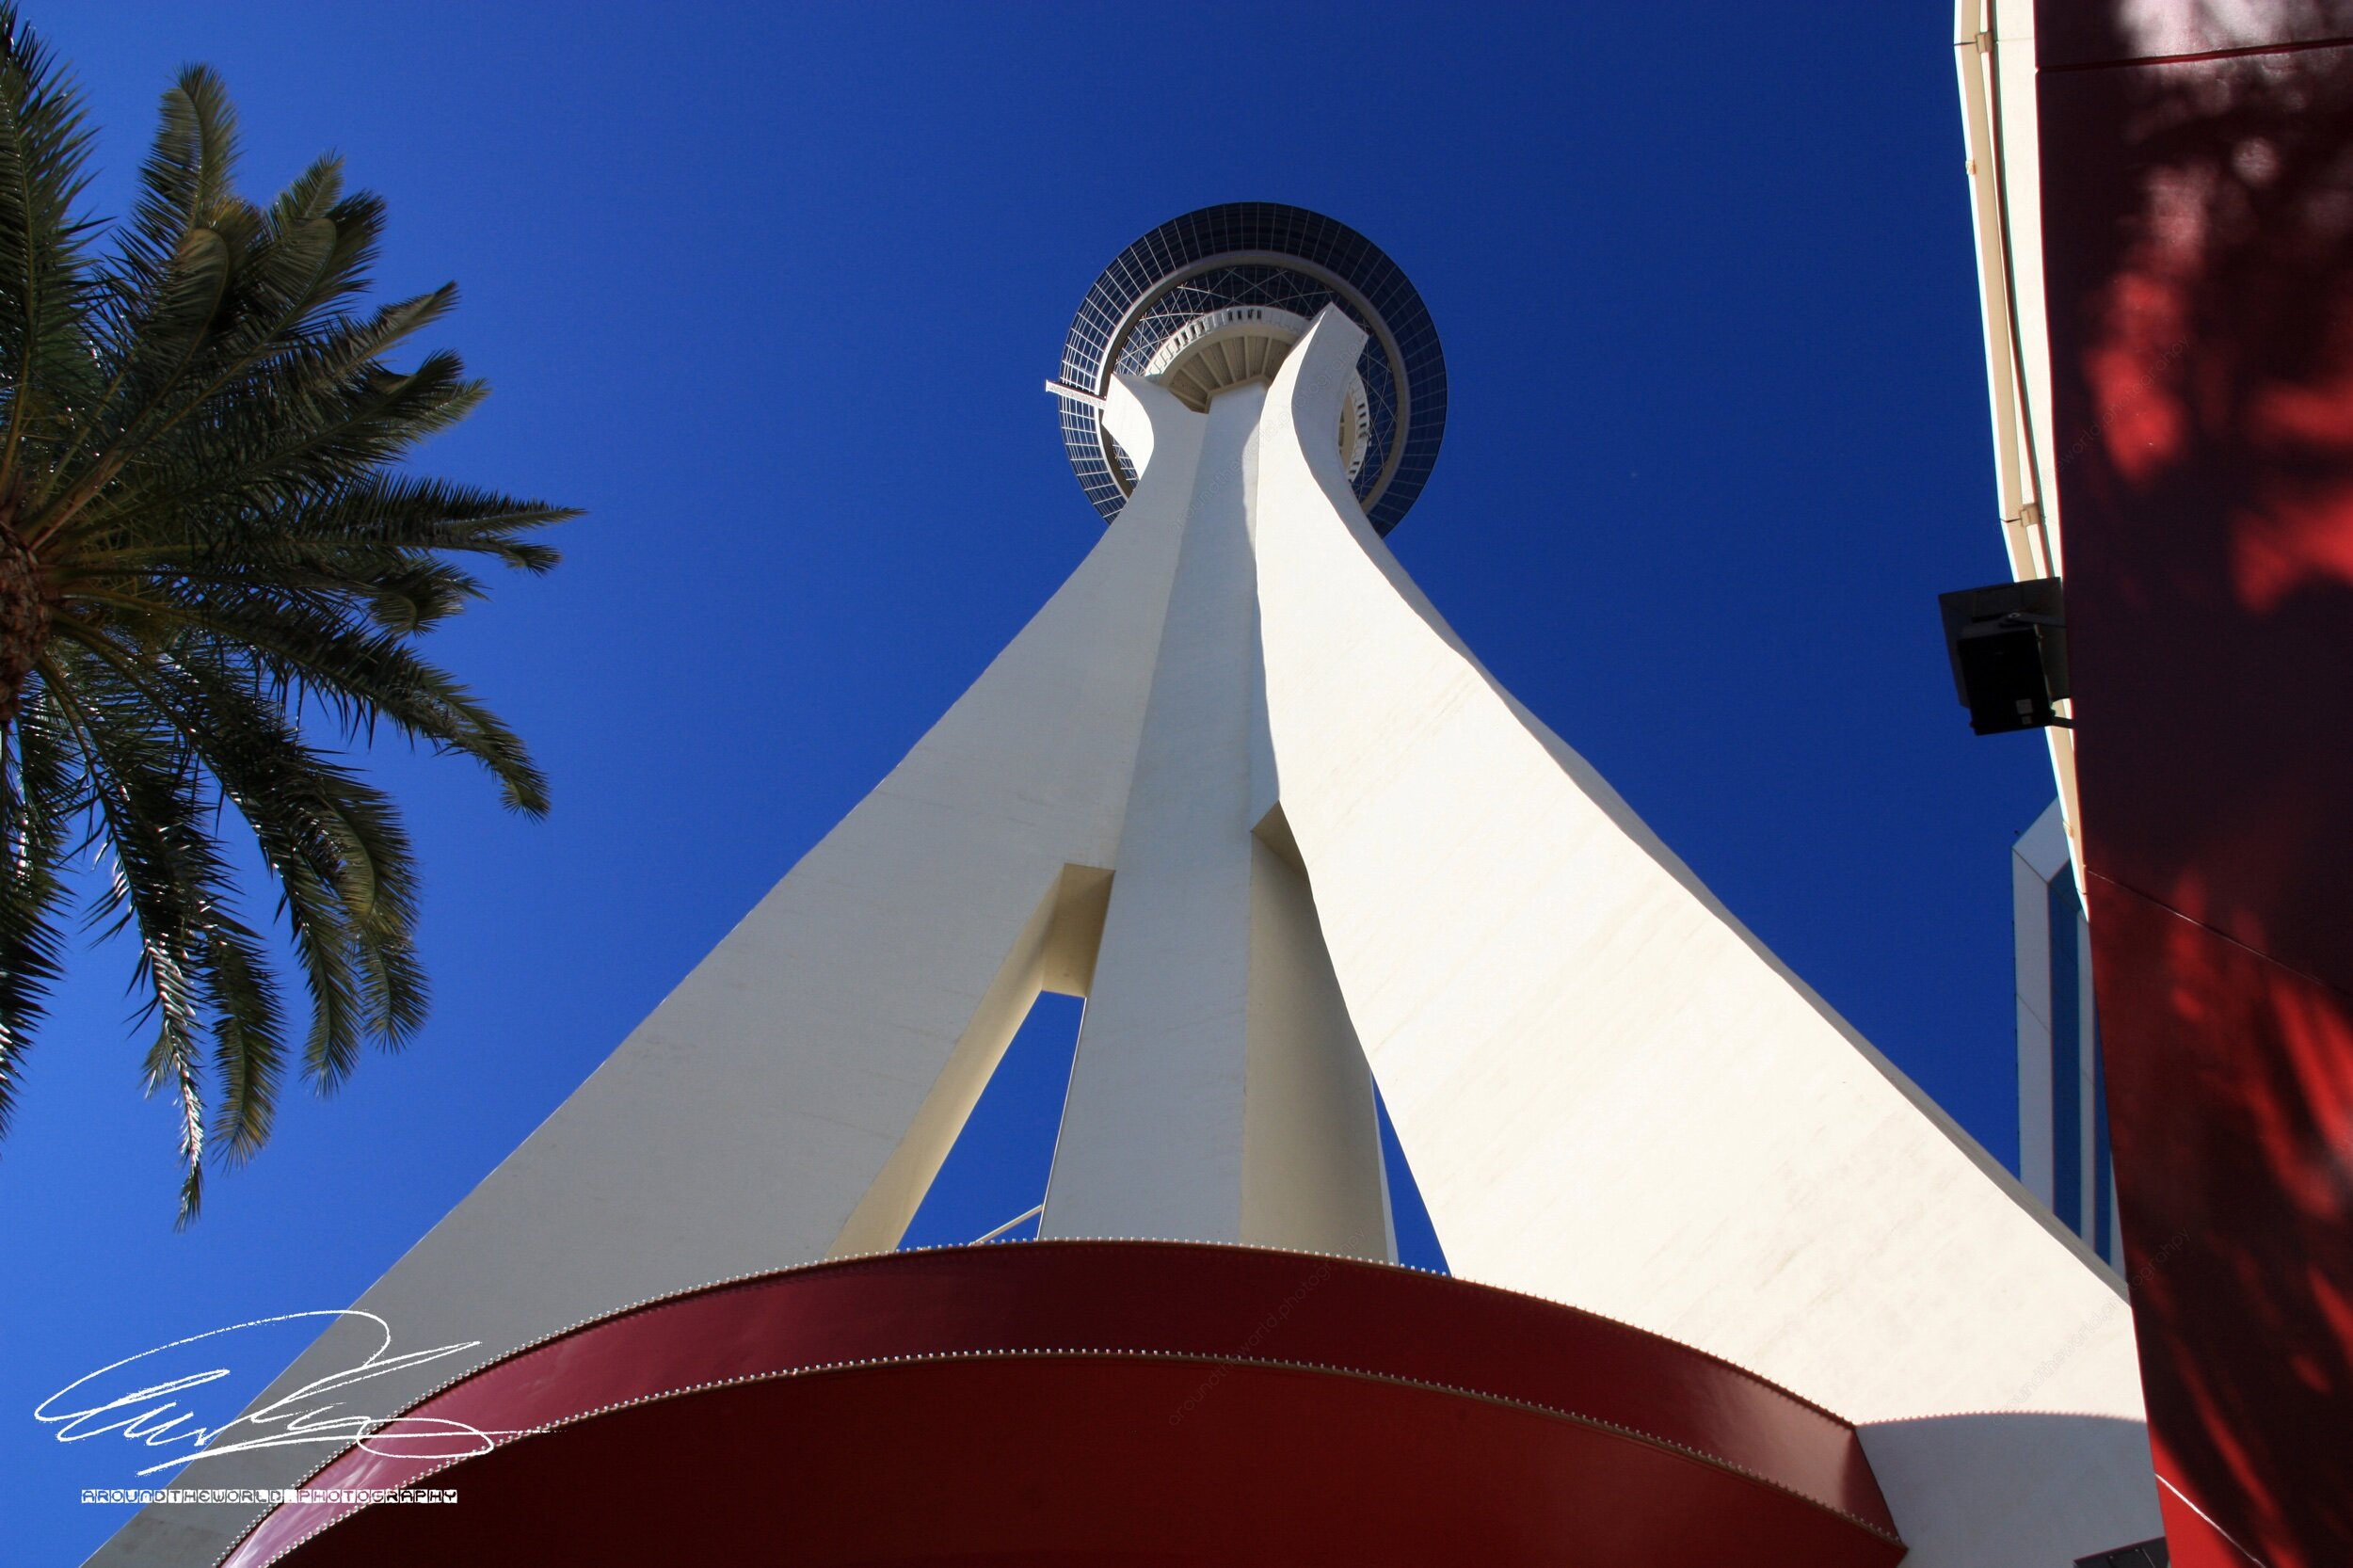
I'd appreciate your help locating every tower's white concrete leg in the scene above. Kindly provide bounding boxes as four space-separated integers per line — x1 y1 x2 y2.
1043 376 1388 1256
1246 305 2161 1565
1240 816 1390 1255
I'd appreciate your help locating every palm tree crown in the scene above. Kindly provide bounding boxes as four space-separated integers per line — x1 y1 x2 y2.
0 8 570 1220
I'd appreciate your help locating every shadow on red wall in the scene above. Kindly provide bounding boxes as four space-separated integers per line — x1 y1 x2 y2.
2038 5 2353 1562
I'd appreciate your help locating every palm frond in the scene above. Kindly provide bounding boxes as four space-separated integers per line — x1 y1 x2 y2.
38 645 262 1221
111 64 240 309
0 683 70 1138
0 40 568 1218
0 4 101 488
58 616 428 1080
138 587 552 815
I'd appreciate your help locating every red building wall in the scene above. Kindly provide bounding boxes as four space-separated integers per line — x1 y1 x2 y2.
2036 5 2353 1562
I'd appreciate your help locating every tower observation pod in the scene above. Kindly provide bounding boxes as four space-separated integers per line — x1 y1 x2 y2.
99 205 2161 1568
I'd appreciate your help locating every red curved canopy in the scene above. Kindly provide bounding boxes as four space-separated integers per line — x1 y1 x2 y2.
224 1240 1902 1567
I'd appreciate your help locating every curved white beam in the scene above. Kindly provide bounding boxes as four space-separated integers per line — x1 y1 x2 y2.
1254 305 2160 1567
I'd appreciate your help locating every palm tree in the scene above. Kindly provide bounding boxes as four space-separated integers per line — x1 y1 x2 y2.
0 8 570 1220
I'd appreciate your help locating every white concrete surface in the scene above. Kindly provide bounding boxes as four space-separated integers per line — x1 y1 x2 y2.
1041 373 1387 1256
1251 308 2160 1565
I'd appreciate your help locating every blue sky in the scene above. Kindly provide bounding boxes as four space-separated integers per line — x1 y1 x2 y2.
5 4 2057 1560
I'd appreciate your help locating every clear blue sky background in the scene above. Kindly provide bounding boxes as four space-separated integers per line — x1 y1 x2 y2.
5 4 2057 1560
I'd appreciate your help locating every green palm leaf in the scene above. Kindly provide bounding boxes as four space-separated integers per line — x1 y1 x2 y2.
0 7 568 1221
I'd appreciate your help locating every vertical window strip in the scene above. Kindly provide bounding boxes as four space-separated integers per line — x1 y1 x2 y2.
2092 1010 2114 1263
2050 865 2084 1236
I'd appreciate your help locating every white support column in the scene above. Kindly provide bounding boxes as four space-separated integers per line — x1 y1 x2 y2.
1250 307 2161 1567
1042 373 1388 1257
1241 817 1389 1255
1044 382 1266 1242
